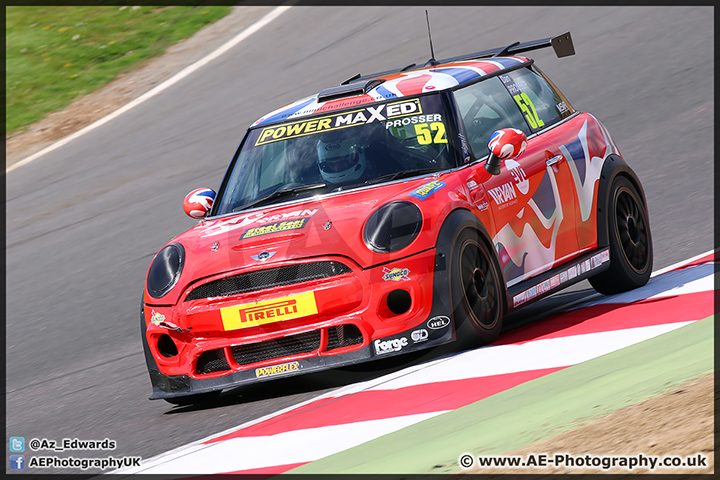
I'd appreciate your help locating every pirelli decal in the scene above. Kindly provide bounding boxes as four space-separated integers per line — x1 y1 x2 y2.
241 218 308 239
255 99 422 146
220 291 318 331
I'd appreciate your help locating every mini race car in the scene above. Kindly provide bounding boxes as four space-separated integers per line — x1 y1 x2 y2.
142 32 652 405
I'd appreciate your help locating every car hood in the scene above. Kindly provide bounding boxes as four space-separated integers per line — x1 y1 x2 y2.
156 176 453 304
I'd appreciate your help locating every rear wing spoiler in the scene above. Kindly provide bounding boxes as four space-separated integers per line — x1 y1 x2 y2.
439 31 575 64
349 32 574 85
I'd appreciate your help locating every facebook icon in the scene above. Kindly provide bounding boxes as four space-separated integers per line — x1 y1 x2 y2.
10 455 25 470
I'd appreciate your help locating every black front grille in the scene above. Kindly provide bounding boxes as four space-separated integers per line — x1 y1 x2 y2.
232 330 322 366
326 324 364 350
186 261 352 301
196 349 231 374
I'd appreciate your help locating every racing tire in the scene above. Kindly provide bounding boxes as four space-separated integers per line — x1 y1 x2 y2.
590 176 653 295
451 228 505 347
163 390 221 406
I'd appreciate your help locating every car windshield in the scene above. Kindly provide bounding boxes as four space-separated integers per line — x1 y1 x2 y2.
214 94 455 215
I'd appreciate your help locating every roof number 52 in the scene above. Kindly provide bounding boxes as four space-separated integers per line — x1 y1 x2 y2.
414 122 448 145
514 93 545 130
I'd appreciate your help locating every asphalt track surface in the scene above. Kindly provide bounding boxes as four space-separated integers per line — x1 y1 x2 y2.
5 6 713 474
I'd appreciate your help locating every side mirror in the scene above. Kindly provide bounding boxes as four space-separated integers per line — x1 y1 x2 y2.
485 128 528 175
183 188 216 219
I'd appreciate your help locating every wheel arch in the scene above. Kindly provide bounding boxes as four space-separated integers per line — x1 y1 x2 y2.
596 154 649 249
435 208 509 314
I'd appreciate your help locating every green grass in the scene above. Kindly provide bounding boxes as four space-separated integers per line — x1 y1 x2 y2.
6 5 232 135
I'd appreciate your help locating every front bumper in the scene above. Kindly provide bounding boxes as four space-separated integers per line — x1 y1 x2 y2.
142 246 455 400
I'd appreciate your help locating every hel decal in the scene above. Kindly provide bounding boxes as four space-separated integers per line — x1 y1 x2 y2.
255 99 421 146
220 291 318 331
427 315 451 330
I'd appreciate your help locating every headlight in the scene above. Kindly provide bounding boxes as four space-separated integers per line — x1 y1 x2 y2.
147 243 185 298
363 201 423 253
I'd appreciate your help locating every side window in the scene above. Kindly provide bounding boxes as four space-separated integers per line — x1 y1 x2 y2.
499 68 573 133
454 76 529 159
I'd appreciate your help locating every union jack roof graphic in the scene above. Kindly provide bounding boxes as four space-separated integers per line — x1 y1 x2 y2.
252 56 529 127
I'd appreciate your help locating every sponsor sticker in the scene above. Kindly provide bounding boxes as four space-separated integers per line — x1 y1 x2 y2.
384 113 441 129
220 291 318 331
427 315 451 330
513 292 525 308
567 265 578 280
255 361 300 378
241 218 308 239
382 267 410 282
150 310 165 326
411 329 429 343
374 337 408 355
408 180 446 200
256 99 422 146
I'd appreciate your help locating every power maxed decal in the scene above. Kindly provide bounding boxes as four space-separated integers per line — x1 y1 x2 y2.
220 292 318 331
255 99 422 146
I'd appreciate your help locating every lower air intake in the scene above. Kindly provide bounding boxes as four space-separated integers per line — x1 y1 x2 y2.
232 330 321 366
196 349 230 374
326 324 364 350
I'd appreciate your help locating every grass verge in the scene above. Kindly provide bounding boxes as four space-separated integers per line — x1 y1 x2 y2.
6 5 232 135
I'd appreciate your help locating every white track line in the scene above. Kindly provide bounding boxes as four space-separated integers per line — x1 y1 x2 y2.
7 4 293 174
651 248 715 277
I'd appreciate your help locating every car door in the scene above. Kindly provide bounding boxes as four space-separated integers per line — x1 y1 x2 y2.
454 72 579 287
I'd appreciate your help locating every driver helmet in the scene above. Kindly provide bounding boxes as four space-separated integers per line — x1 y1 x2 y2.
316 132 367 183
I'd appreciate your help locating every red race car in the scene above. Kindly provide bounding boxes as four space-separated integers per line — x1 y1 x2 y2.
142 32 652 404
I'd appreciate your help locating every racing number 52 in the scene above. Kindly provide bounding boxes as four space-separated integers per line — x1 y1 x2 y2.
414 122 448 145
514 93 545 129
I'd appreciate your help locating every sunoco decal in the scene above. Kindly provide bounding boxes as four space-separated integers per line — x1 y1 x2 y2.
382 267 410 282
241 218 308 239
220 291 318 331
255 99 422 146
408 180 446 201
255 361 300 378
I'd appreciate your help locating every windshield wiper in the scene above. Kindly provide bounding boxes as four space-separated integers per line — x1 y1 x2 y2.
366 168 440 185
233 183 327 212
